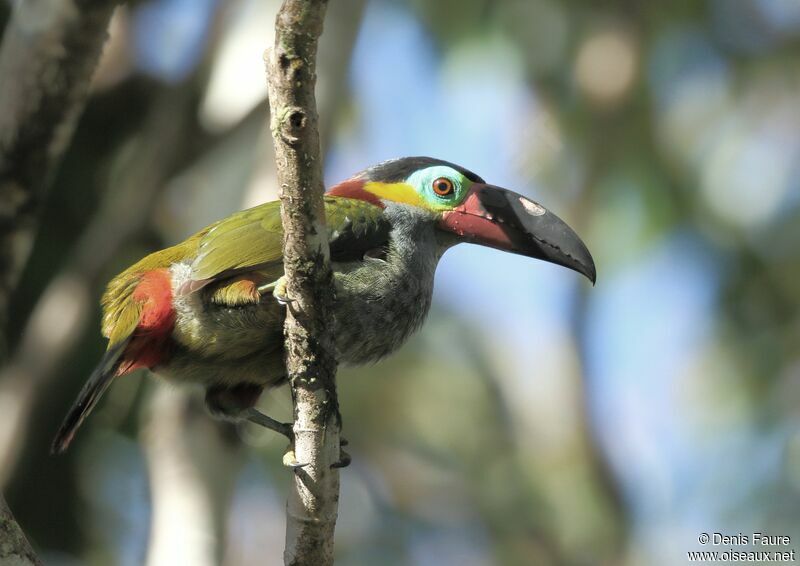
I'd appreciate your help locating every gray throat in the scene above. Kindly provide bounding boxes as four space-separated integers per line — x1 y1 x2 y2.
332 203 445 365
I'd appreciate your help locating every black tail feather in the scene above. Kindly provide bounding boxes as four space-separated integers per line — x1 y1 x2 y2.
51 339 130 455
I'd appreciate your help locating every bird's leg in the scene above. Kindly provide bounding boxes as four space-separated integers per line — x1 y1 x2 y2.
204 384 292 438
257 276 292 306
244 408 306 468
243 407 293 439
256 280 277 294
205 383 266 422
205 384 306 467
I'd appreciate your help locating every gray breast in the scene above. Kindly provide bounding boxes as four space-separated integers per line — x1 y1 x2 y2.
332 204 442 365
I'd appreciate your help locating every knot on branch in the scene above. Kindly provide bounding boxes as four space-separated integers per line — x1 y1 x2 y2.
276 106 308 146
278 52 293 71
275 49 304 81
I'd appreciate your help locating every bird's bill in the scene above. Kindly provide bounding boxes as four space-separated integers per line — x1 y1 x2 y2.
438 183 597 284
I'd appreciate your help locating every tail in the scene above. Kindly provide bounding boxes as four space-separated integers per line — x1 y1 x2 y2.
51 339 130 455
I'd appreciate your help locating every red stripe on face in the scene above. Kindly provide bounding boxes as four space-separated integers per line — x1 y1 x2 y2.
328 179 385 207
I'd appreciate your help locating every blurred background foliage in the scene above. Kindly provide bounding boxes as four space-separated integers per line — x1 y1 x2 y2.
2 0 800 564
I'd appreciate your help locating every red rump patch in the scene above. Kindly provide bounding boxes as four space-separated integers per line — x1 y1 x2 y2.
133 269 175 332
328 179 385 208
117 337 170 374
118 269 176 375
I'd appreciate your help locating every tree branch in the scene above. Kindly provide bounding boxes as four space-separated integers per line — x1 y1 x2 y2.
0 83 203 489
0 495 40 566
0 1 116 561
0 0 118 354
265 1 340 564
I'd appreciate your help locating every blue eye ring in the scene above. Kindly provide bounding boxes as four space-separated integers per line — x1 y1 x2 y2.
432 177 455 196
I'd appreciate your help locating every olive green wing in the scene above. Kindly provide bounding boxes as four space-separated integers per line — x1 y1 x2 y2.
190 200 284 282
190 196 390 283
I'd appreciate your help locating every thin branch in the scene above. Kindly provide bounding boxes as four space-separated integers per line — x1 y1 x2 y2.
0 495 41 566
265 1 341 565
0 0 118 354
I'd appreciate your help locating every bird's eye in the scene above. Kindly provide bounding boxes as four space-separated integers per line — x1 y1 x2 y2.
432 177 455 196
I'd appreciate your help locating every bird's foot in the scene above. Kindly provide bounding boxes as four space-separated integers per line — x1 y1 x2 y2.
281 434 351 469
282 447 308 469
221 398 349 468
328 435 351 468
331 446 351 469
258 276 292 306
244 408 307 468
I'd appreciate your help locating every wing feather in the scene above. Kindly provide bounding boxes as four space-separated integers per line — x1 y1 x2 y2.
101 196 389 337
190 196 389 282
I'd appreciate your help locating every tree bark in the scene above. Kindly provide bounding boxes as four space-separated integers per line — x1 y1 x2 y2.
265 1 340 565
0 84 198 488
0 495 41 566
0 0 118 355
0 0 115 561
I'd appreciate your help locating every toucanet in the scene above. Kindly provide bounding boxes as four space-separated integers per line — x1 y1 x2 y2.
52 156 596 454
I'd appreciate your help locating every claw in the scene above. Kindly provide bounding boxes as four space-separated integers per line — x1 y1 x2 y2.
283 448 308 469
257 277 294 305
331 448 351 469
272 277 292 306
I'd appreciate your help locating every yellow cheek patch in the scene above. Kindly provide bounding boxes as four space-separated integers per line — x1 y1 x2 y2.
364 182 426 208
